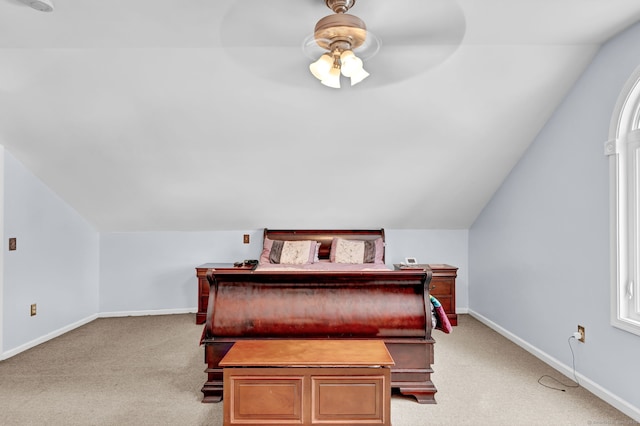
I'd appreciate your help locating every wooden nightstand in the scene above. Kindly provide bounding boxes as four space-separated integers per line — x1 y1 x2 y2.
394 263 458 326
195 263 256 324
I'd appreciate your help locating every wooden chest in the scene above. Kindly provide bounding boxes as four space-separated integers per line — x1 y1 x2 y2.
220 340 394 426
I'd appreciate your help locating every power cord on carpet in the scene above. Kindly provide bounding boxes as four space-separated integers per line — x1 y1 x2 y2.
537 336 580 392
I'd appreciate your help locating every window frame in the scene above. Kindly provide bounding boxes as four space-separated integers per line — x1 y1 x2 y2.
607 66 640 336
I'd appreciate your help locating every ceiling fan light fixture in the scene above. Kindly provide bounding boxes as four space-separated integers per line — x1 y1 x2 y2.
304 0 378 89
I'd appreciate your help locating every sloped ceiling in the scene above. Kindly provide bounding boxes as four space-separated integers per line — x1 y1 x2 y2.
1 0 640 231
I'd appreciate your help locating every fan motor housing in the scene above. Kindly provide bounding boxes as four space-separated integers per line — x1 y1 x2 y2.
314 14 367 50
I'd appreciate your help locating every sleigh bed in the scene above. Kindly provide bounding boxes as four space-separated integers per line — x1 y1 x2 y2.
200 229 438 404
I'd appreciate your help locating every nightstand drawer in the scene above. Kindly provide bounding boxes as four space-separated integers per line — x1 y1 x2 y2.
430 279 453 294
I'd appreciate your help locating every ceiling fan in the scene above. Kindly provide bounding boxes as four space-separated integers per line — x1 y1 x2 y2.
303 0 380 88
220 0 466 89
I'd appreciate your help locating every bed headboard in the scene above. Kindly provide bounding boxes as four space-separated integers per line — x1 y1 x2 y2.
263 229 385 261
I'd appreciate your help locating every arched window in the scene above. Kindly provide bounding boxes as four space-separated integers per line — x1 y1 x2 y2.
607 66 640 336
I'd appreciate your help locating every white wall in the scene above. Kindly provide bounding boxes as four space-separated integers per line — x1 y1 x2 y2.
469 22 640 419
99 230 262 314
0 146 4 356
386 229 468 312
2 150 99 357
98 229 468 315
0 151 468 353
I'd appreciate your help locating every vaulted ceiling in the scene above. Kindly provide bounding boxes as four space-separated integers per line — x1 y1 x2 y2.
2 0 640 231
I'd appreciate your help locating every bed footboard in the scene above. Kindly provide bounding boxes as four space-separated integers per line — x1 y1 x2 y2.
200 269 436 404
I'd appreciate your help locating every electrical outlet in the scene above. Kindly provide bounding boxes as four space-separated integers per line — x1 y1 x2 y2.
243 234 250 244
30 304 37 316
577 325 585 343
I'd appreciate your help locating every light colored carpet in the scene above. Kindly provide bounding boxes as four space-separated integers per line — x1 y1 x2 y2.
0 314 635 425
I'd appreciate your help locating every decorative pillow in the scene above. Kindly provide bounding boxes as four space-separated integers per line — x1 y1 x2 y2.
314 241 320 263
259 238 275 264
259 238 318 265
371 237 384 264
281 240 314 264
330 237 385 264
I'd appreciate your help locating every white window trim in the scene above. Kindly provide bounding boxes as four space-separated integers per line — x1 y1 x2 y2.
608 66 640 336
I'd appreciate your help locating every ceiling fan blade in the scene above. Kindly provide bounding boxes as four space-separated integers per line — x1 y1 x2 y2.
365 44 461 86
221 0 325 47
357 0 466 46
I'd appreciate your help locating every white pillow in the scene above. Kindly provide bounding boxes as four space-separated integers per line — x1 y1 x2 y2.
334 239 366 264
279 240 314 264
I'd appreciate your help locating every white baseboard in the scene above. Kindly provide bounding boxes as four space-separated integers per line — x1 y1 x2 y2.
0 313 98 361
98 307 196 318
468 309 640 422
0 308 197 361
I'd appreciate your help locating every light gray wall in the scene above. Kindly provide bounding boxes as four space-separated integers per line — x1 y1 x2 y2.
2 150 99 356
469 22 640 417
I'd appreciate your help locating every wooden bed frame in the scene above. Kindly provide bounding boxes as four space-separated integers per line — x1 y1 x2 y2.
200 229 437 404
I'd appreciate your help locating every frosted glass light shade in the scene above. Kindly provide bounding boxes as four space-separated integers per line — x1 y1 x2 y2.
339 50 369 85
310 54 333 80
348 66 369 86
321 66 341 88
339 50 360 77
